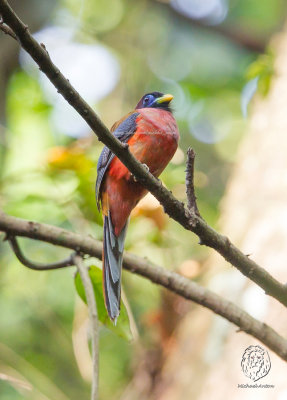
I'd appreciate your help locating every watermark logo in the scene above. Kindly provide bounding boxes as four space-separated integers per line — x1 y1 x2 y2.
241 345 271 382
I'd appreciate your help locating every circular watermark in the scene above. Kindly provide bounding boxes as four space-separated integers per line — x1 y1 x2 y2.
241 345 271 382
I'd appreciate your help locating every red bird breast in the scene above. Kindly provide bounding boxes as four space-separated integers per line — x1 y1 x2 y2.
109 108 179 180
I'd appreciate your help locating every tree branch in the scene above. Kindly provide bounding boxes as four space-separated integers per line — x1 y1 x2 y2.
0 16 15 39
73 254 99 400
7 235 75 270
0 0 285 309
1 212 287 361
185 148 200 216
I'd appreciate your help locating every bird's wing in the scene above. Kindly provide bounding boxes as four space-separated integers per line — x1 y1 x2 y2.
95 111 139 210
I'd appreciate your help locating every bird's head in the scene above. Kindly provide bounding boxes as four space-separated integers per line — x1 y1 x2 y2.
135 92 173 112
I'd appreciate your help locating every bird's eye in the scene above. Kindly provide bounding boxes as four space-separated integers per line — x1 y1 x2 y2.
141 94 155 108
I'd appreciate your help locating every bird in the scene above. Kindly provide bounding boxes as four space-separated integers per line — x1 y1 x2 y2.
96 92 179 322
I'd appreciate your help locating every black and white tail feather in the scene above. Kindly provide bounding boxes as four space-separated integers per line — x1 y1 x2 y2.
103 212 128 323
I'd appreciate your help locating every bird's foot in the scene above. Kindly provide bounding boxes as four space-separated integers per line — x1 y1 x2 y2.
142 163 149 172
132 164 149 182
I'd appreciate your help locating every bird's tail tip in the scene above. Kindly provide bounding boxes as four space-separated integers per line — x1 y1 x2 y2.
105 297 120 324
103 213 128 322
112 314 118 326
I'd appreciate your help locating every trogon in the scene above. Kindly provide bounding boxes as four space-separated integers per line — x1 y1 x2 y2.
96 92 179 321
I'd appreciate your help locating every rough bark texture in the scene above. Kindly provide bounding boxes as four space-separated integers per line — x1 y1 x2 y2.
149 25 287 400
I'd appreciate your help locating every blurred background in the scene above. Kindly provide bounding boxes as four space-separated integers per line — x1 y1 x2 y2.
1 0 287 399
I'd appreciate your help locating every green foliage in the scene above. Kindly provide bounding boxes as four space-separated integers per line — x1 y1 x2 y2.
246 52 275 96
74 265 132 341
64 0 124 33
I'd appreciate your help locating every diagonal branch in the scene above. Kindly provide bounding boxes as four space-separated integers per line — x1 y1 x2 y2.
73 254 99 400
0 2 286 307
1 212 287 362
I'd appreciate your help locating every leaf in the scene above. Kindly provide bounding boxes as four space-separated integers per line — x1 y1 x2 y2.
245 52 274 97
74 265 132 341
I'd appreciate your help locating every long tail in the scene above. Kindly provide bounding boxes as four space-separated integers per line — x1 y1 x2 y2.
103 212 128 322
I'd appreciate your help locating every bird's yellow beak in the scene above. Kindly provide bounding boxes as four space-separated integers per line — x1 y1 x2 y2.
156 94 174 104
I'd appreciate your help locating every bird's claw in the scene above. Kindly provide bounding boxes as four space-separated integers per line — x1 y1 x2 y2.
142 163 149 172
132 164 149 182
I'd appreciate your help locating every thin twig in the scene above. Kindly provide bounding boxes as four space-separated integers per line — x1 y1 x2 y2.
73 254 99 400
1 212 287 361
7 235 75 270
185 148 200 216
0 0 286 309
0 16 16 39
